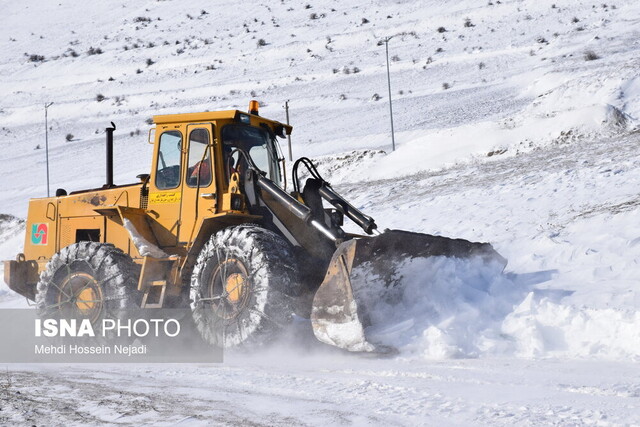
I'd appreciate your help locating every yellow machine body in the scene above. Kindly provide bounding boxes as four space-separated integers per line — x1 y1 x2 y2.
5 108 291 308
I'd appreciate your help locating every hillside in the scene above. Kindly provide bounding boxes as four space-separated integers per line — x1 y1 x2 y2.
1 0 638 215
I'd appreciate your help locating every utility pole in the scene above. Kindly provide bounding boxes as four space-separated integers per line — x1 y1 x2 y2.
284 100 292 161
44 102 54 197
383 37 396 152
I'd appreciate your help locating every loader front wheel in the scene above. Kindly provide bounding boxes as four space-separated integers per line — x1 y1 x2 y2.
35 242 139 337
190 225 298 348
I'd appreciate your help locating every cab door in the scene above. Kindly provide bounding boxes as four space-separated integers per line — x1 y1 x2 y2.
148 125 186 248
178 123 217 243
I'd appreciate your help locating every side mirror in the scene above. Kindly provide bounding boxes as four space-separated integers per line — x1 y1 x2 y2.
274 125 286 138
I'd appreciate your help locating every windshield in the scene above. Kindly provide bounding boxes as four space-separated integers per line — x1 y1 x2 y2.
222 125 282 187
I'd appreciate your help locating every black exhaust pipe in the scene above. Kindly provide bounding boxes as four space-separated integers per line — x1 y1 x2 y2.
105 122 116 188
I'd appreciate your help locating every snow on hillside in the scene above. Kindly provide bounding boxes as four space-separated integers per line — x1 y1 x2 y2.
1 0 638 213
1 0 640 424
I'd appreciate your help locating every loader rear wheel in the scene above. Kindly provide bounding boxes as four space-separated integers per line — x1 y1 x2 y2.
35 242 139 337
190 225 298 348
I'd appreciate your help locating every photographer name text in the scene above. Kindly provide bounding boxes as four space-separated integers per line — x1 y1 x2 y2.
35 343 147 356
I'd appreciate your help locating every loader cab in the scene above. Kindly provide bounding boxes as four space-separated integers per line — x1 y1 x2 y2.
147 104 290 249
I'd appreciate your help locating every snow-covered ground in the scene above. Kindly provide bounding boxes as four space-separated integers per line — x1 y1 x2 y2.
2 356 640 425
1 0 640 424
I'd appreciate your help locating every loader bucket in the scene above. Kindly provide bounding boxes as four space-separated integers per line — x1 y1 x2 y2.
310 230 507 352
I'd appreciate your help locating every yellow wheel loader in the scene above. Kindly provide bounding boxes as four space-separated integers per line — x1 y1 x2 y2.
3 101 506 351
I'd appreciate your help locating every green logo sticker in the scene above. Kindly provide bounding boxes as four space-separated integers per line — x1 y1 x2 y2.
31 223 48 245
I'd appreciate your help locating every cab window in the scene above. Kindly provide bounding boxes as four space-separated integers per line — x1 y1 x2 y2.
155 131 182 190
222 125 282 187
186 128 212 187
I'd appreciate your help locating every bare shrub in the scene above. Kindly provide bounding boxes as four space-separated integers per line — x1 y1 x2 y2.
27 54 45 62
584 50 599 61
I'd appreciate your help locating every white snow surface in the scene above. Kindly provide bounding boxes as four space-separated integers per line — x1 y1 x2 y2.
351 256 518 359
1 0 640 424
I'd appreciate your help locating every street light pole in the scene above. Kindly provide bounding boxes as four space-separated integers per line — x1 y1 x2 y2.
44 102 54 197
284 100 292 161
384 37 396 152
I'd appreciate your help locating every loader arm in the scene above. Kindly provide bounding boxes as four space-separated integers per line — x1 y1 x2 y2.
238 149 340 264
240 152 381 259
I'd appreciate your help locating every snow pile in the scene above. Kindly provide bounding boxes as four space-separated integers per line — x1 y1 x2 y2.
619 76 640 123
351 256 520 359
502 293 640 360
289 149 386 188
338 71 640 182
350 254 640 361
519 72 638 136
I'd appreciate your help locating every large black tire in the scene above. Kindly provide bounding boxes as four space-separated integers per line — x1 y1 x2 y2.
190 225 299 348
36 242 139 337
